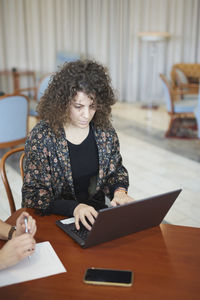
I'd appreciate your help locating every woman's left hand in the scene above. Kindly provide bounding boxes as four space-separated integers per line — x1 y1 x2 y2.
110 190 134 207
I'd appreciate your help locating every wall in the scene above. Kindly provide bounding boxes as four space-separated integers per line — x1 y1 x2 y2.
0 0 199 103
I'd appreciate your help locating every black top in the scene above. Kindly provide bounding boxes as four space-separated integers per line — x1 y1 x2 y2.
67 126 99 203
45 125 101 216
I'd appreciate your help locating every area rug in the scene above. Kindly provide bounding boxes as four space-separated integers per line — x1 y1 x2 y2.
167 117 198 139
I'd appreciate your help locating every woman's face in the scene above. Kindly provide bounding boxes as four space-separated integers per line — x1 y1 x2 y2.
68 92 96 129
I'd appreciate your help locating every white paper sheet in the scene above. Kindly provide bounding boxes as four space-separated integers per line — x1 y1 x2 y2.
0 241 66 287
60 217 75 224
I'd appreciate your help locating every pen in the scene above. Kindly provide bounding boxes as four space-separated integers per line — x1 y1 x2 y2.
24 216 28 233
24 216 31 259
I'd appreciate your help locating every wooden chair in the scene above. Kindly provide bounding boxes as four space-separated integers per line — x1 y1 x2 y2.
0 94 29 149
159 74 198 137
0 69 36 94
0 146 25 214
12 69 36 93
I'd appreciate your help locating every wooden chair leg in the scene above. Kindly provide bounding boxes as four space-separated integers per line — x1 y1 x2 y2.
165 116 174 137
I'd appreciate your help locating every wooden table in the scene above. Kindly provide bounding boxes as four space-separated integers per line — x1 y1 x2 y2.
1 208 200 300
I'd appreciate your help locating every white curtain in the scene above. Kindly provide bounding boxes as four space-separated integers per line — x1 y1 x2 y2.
0 0 199 102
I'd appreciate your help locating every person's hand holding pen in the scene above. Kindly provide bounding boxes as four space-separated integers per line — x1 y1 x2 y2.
0 212 37 270
15 212 37 237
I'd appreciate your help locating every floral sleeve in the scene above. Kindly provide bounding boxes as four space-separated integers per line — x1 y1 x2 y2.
99 127 129 199
22 129 54 210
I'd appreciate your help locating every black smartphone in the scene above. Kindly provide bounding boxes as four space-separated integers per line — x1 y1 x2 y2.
83 268 133 287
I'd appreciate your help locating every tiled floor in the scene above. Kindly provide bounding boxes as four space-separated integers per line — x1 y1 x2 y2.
0 102 200 227
117 131 200 227
112 102 200 227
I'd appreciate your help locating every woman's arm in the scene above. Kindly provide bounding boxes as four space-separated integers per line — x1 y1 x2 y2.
0 220 11 240
22 134 55 210
105 128 129 197
22 125 79 216
103 128 134 205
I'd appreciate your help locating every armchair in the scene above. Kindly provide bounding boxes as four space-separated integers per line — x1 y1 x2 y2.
194 88 200 138
159 74 198 137
171 64 200 95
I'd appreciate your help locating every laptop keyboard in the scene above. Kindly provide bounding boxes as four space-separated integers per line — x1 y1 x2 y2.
71 224 89 241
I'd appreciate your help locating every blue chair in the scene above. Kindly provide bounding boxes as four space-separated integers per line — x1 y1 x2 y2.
16 73 52 118
0 94 29 148
29 74 52 117
194 87 200 138
56 51 80 69
159 74 198 137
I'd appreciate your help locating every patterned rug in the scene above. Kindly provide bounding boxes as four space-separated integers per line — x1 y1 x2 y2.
167 117 198 139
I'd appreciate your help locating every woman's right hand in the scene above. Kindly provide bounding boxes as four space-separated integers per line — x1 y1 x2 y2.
0 234 36 270
73 203 98 231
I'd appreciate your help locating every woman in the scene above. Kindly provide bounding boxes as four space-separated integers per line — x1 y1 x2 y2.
0 212 36 270
22 60 134 230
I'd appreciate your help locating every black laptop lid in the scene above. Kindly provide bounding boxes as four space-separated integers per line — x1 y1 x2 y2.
84 189 182 248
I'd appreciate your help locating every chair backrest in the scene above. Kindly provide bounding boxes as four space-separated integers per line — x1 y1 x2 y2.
0 94 29 148
174 68 189 91
0 146 25 214
36 74 52 101
194 84 200 138
56 51 80 69
159 74 174 113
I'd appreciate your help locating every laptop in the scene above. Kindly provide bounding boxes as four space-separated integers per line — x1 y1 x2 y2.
56 189 182 248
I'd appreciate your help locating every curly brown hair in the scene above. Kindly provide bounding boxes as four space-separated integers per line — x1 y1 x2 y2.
37 59 117 134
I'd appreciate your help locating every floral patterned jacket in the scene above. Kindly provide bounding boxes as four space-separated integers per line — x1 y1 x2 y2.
22 120 129 214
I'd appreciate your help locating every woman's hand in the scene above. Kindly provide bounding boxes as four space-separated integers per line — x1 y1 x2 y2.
0 234 36 270
73 204 98 231
15 212 37 237
110 190 134 207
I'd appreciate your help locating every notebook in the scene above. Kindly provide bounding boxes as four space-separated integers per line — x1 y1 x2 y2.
56 189 182 248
